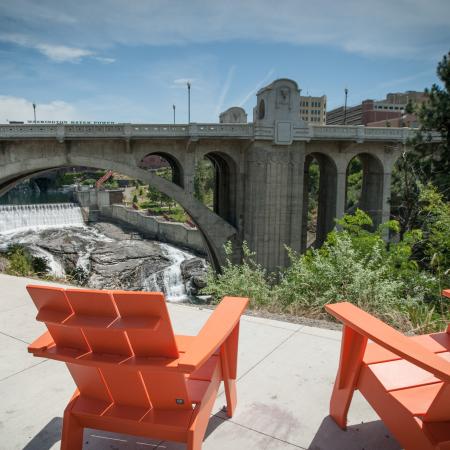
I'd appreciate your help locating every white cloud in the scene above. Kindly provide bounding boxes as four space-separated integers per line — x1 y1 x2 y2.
35 44 93 62
0 32 110 63
172 78 195 87
95 56 116 64
1 0 448 59
0 96 78 123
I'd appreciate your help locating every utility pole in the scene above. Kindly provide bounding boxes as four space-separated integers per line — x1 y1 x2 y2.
343 88 348 125
173 104 176 124
32 103 37 123
187 81 191 124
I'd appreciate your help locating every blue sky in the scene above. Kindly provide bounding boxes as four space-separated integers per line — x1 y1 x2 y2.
0 0 449 124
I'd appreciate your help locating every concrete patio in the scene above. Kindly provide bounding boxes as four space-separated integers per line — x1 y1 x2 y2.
0 274 401 449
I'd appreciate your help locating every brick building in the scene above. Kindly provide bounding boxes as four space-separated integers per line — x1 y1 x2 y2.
326 91 427 125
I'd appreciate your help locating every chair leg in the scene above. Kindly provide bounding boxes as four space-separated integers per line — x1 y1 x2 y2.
330 325 367 429
220 344 237 417
61 394 84 450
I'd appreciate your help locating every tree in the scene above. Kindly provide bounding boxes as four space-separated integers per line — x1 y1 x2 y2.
390 51 450 235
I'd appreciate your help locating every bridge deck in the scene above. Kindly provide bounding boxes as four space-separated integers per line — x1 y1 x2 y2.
0 274 401 449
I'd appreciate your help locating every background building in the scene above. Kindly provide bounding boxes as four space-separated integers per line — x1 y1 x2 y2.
326 91 427 125
300 95 327 124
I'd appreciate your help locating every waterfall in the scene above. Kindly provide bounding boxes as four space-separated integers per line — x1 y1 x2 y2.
143 243 191 302
0 203 85 234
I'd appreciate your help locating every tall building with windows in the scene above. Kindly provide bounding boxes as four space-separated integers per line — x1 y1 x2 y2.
299 95 327 124
326 91 427 125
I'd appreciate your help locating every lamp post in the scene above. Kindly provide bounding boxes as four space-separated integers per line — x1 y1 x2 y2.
343 88 348 125
187 81 191 124
173 104 176 124
32 103 36 124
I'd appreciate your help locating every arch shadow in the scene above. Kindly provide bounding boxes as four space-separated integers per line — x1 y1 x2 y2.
302 152 338 249
346 153 384 227
204 151 238 228
139 151 184 188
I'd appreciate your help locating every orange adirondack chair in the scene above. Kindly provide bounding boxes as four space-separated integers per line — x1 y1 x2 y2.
27 285 248 449
326 291 450 450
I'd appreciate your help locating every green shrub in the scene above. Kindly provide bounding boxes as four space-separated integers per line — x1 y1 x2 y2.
3 244 49 277
202 209 448 333
201 242 273 307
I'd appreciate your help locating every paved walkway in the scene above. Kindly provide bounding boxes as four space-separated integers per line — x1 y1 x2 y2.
0 274 401 449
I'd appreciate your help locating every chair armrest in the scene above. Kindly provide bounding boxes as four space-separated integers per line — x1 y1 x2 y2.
28 331 54 353
443 289 450 299
177 296 249 372
326 302 450 382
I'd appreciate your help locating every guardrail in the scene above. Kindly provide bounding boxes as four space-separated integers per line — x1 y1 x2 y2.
0 122 439 143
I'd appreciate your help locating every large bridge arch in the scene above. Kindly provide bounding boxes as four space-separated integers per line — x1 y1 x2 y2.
0 140 237 270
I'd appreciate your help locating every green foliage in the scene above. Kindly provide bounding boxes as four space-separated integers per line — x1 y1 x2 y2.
81 178 96 186
3 244 49 277
201 242 273 306
132 194 138 204
346 157 363 210
416 187 450 285
194 159 214 208
203 210 448 333
391 52 450 235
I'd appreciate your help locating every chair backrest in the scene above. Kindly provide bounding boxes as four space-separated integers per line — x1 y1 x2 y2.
443 290 450 333
424 290 450 423
423 383 450 422
27 285 194 413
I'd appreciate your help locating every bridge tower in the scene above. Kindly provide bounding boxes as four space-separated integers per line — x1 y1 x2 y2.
242 79 308 270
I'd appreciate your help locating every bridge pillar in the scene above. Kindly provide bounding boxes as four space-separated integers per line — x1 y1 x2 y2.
359 153 384 227
243 141 305 272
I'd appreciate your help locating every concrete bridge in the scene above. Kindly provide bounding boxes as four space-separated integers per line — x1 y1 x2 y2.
0 79 422 271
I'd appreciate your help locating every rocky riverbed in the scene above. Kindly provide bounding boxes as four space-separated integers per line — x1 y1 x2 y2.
0 221 209 302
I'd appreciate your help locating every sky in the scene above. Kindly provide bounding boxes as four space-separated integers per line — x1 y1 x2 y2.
0 0 449 124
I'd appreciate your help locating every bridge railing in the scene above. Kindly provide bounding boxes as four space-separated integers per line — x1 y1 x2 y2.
0 123 440 143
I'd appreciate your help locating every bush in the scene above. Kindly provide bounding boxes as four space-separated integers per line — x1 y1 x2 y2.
3 244 49 277
201 242 273 307
202 209 448 333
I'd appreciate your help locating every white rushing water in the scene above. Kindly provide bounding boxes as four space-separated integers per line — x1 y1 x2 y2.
0 203 200 302
0 203 85 235
143 243 193 302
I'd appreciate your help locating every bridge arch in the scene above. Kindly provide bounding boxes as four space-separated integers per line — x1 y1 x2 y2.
0 141 237 270
346 152 385 227
302 152 338 248
139 151 184 187
202 151 238 227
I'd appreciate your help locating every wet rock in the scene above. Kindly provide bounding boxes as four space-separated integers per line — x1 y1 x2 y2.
0 255 9 272
181 257 208 294
88 240 171 290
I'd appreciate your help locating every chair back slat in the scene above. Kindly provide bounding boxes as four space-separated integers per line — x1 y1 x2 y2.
27 285 72 319
141 371 192 410
65 289 133 358
66 362 112 410
423 383 450 422
112 291 179 358
27 285 89 354
46 324 90 354
101 367 151 410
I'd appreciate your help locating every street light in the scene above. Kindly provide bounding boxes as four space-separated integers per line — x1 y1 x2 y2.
173 104 176 124
343 88 348 125
32 103 37 123
187 81 191 124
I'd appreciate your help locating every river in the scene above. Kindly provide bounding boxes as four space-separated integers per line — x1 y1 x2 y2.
0 203 208 302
